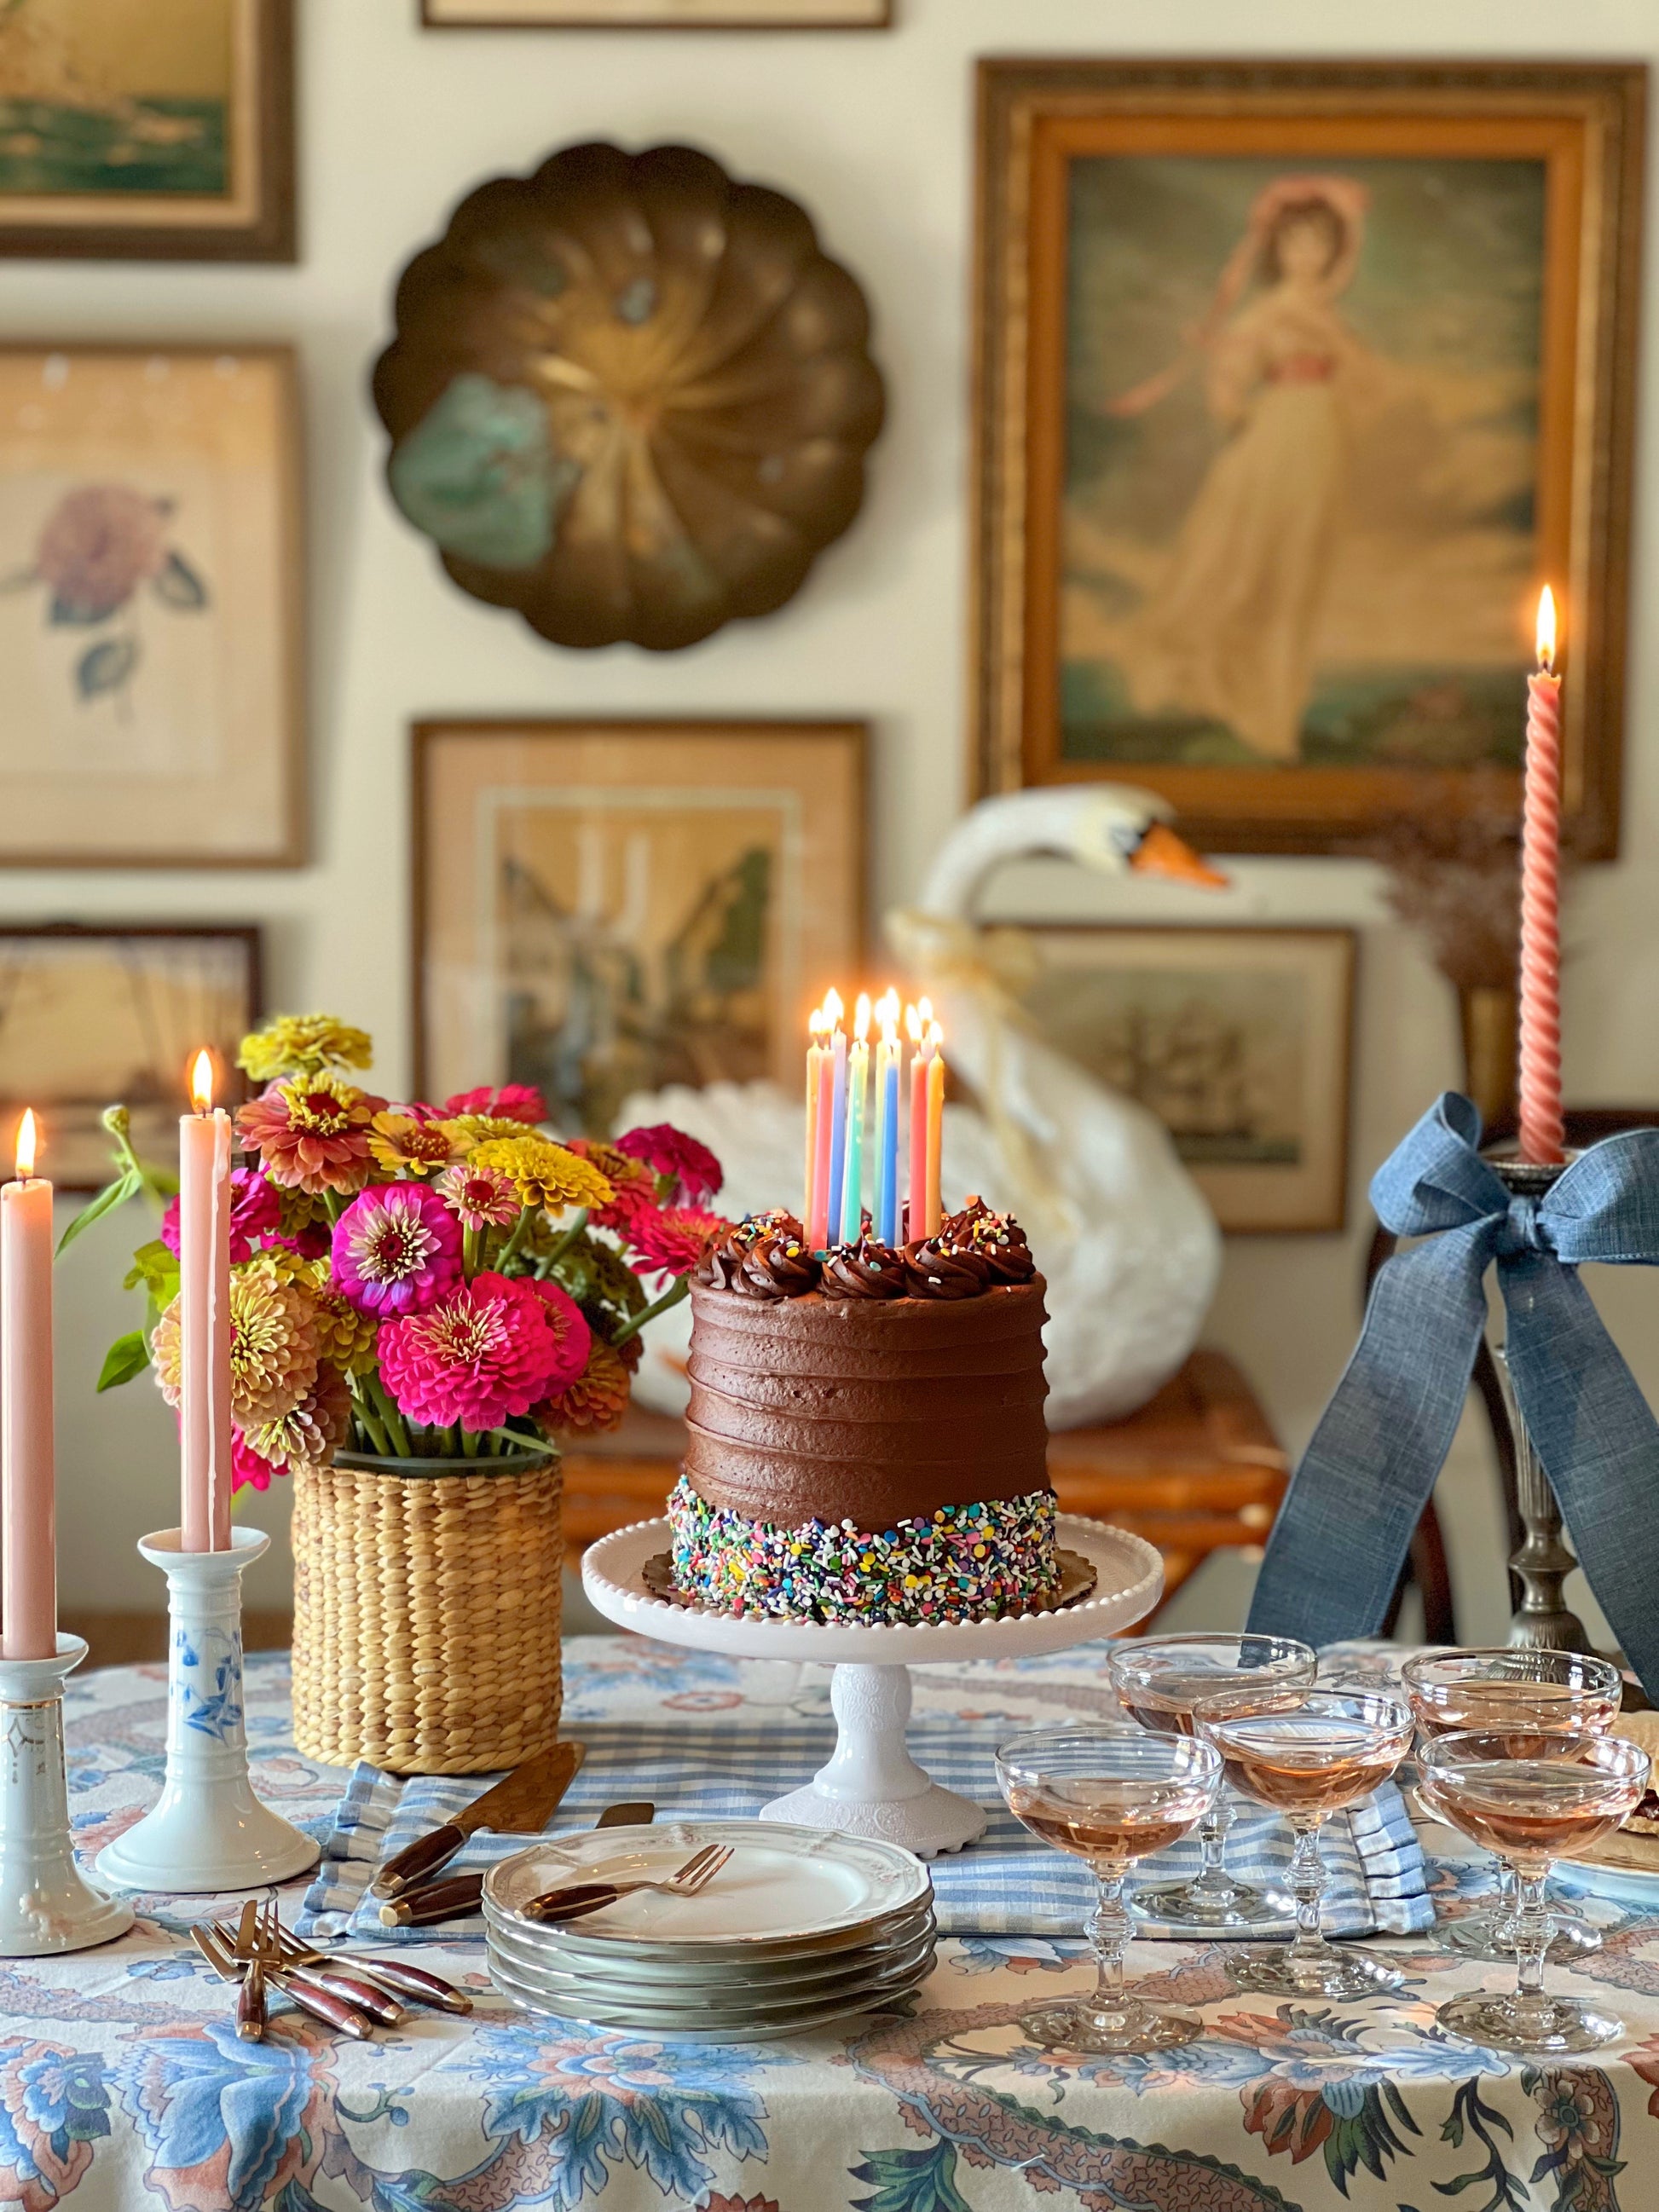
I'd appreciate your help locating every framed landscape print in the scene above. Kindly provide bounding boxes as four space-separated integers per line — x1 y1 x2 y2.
1016 926 1356 1233
0 925 260 1190
0 0 295 261
0 345 304 867
414 719 865 1134
422 0 888 22
974 61 1645 857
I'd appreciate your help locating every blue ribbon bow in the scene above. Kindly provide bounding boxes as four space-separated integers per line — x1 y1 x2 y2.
1246 1094 1659 1695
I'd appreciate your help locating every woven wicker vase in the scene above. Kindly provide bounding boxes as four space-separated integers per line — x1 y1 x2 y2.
291 1447 564 1775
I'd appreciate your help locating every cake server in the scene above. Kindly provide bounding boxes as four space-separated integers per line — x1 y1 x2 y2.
377 1798 655 1926
371 1741 586 1898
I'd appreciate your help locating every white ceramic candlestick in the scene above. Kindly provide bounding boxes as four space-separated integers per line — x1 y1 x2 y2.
95 1528 317 1894
0 1633 133 1955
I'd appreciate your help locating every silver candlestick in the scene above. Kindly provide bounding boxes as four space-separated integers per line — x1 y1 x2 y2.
1488 1156 1593 1656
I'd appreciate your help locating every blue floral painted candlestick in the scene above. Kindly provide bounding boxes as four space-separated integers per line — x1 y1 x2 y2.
95 1528 318 1895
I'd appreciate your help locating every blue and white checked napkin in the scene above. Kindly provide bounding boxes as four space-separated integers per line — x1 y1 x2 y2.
298 1711 1431 1944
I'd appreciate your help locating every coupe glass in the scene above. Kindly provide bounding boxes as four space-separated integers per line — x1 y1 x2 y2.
996 1724 1221 2053
1422 1730 1649 2055
1195 1688 1413 1998
1107 1632 1315 1927
1402 1648 1622 1961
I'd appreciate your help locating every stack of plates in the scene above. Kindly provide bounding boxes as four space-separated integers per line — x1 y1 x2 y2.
483 1819 935 2039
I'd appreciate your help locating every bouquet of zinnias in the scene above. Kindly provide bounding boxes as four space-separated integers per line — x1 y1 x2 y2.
92 1014 728 1490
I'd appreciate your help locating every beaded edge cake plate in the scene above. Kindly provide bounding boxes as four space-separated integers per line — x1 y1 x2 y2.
583 1514 1159 1666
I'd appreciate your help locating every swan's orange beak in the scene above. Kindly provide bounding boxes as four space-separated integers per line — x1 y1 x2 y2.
1130 821 1228 889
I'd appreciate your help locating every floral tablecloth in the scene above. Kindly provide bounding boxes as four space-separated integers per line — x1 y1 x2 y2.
13 1634 1659 2212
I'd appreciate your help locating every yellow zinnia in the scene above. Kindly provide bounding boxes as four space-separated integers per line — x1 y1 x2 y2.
238 1014 374 1083
468 1135 613 1214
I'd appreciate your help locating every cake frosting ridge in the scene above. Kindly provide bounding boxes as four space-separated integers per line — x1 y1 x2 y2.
668 1198 1061 1625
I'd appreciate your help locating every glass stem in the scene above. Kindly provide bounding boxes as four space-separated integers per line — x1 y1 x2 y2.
1192 1800 1235 1898
1512 1866 1553 2007
1086 1866 1130 2017
1286 1819 1329 1966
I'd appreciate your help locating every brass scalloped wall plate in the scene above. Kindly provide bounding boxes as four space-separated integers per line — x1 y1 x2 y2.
373 141 887 652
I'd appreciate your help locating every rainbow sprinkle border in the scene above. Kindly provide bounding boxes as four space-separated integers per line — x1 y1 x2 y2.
666 1475 1063 1626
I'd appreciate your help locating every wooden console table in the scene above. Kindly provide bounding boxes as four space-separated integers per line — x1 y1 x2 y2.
562 1349 1288 1624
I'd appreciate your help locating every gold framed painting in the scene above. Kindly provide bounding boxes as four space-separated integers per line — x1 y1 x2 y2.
0 0 295 262
974 60 1645 857
422 0 888 23
1015 925 1356 1233
0 344 304 867
0 923 261 1191
413 719 866 1133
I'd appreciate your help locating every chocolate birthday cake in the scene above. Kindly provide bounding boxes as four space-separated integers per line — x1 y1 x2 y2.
667 1200 1061 1625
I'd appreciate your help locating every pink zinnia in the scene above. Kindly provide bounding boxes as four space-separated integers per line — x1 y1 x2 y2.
627 1205 731 1283
379 1272 591 1432
230 1428 276 1494
442 1083 547 1126
161 1168 281 1265
434 1162 520 1232
615 1123 723 1205
332 1181 462 1317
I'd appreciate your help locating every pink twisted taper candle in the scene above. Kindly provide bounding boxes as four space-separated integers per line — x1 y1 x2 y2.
1518 586 1564 1165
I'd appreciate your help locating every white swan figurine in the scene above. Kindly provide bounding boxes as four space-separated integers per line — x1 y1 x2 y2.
621 784 1226 1429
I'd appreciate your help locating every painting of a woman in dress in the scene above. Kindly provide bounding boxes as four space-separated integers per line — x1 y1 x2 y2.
1107 176 1372 764
1061 154 1546 780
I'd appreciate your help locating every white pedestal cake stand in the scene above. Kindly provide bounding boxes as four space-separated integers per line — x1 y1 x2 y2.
582 1515 1162 1858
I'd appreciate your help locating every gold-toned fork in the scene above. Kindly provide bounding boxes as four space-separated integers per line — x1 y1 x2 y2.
217 1900 376 2040
520 1843 732 1926
266 1923 472 2015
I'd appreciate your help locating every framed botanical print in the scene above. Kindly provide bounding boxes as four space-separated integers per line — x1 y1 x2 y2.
422 0 887 20
0 0 296 262
414 719 866 1134
0 345 304 867
1015 926 1356 1234
0 924 261 1191
974 60 1645 857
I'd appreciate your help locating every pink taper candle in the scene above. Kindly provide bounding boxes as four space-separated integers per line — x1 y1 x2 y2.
1518 586 1565 1166
2 1112 56 1660
180 1052 234 1552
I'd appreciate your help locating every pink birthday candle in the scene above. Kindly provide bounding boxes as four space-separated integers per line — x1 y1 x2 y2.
1518 586 1565 1166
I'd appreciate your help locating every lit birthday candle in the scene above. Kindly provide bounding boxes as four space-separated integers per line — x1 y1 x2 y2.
824 989 847 1245
2 1111 56 1660
924 1017 945 1239
905 998 932 1245
1518 586 1565 1166
808 993 838 1251
872 988 901 1245
179 1050 234 1553
804 1006 824 1229
841 993 871 1245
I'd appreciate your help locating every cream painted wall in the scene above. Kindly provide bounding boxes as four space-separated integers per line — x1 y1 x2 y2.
2 0 1656 1628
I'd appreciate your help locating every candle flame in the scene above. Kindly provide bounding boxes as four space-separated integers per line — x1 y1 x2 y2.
823 985 844 1031
190 1049 215 1113
905 1002 922 1046
853 991 871 1042
809 1006 826 1041
928 1019 944 1054
875 986 900 1042
14 1109 36 1181
1536 585 1557 672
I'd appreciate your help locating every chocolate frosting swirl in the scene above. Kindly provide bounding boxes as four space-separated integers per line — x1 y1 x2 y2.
942 1195 1036 1285
820 1234 906 1301
697 1210 809 1292
902 1237 991 1300
731 1230 821 1300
